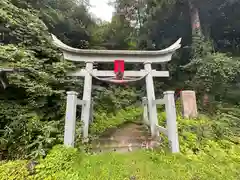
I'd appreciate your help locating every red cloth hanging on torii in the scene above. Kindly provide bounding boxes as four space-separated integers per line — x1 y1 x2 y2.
114 60 125 80
114 60 125 73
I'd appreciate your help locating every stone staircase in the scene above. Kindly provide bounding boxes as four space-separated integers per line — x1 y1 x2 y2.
88 122 161 153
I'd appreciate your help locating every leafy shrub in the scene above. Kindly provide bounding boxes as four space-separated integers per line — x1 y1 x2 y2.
0 0 73 160
157 105 240 156
0 160 29 180
158 111 214 153
0 101 64 160
33 145 83 180
184 51 240 105
1 110 240 180
93 85 140 114
90 106 142 135
213 106 240 143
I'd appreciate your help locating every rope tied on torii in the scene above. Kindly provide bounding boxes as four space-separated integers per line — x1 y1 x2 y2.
85 60 150 84
86 69 150 84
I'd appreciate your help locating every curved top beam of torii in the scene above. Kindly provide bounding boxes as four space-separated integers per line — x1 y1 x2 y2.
51 34 181 63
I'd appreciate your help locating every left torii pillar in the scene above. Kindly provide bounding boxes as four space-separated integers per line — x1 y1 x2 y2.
64 91 78 147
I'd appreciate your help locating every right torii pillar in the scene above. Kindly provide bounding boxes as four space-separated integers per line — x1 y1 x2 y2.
144 62 159 137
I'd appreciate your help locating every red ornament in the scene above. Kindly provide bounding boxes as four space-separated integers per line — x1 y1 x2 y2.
114 60 125 80
114 60 125 73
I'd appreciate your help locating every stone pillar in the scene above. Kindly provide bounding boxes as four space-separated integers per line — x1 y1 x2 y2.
164 91 179 153
81 62 93 142
64 91 78 147
142 97 149 125
144 62 159 137
180 90 198 118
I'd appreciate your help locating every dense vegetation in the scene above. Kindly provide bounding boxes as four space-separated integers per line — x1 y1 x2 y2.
0 0 240 179
1 113 240 179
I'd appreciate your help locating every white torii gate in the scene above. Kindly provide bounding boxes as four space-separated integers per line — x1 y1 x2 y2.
51 34 181 153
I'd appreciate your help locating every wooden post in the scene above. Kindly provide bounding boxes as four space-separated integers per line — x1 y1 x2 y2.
64 91 78 147
144 62 159 137
164 91 180 153
81 62 93 142
142 97 149 125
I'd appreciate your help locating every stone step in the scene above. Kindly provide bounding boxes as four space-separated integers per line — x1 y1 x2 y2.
87 139 161 153
86 122 158 153
89 141 160 153
90 136 155 145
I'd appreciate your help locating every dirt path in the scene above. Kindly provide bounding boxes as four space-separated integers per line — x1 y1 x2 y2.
90 122 160 153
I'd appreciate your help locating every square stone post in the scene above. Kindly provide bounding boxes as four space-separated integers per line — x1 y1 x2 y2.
180 90 198 118
81 62 93 142
64 91 78 147
144 62 159 137
164 91 180 153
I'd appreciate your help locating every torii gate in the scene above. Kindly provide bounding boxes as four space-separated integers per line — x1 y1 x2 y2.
51 34 181 153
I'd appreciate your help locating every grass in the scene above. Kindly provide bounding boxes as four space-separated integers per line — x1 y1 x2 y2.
1 144 239 180
75 150 240 180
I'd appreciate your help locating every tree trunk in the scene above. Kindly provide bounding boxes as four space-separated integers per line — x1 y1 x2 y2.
188 0 202 36
188 0 210 109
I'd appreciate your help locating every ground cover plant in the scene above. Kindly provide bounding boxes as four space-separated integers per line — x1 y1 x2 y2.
1 111 240 180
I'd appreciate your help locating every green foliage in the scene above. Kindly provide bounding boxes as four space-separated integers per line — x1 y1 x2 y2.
158 108 240 155
0 0 74 159
184 51 240 102
1 108 240 179
0 101 64 159
0 160 29 180
213 106 240 143
101 14 137 50
90 106 142 135
158 111 213 153
94 86 140 113
10 0 95 49
74 149 240 180
177 115 214 153
1 142 240 180
33 145 83 180
0 145 84 180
